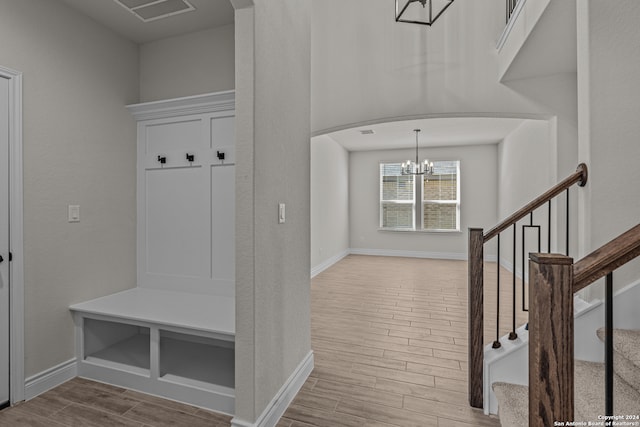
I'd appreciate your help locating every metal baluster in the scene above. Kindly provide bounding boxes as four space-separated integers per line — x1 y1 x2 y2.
509 223 517 340
566 188 570 256
493 234 502 349
521 212 538 313
548 200 552 253
605 272 614 417
506 0 509 23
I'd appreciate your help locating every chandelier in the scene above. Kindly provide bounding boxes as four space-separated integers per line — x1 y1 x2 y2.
395 0 456 26
402 129 433 176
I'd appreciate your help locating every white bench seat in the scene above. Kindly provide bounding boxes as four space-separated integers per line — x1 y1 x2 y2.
70 288 235 339
69 288 236 414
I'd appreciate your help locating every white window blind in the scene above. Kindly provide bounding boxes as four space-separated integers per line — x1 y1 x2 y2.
423 161 460 231
380 163 415 229
380 160 460 231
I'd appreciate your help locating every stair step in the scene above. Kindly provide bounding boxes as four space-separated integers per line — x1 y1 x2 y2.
574 359 640 421
597 328 640 392
492 382 528 427
493 360 640 427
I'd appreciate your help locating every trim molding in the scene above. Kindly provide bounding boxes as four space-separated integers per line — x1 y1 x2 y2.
127 91 236 121
230 0 254 9
0 64 25 404
349 248 469 261
231 351 314 427
311 112 553 139
24 359 77 401
310 250 349 278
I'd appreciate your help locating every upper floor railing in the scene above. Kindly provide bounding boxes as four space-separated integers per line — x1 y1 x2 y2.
506 0 520 24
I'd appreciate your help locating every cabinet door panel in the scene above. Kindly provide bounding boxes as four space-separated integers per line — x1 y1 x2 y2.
211 116 235 165
211 165 235 284
146 120 202 157
145 167 209 279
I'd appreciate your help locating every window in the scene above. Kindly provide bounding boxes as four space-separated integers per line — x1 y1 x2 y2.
380 160 460 231
423 160 460 231
380 163 415 229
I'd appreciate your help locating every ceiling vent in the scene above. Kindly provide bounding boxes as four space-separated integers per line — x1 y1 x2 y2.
114 0 195 22
360 129 375 135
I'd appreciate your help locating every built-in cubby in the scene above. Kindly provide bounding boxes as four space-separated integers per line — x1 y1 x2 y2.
70 91 236 415
159 330 234 392
83 318 150 376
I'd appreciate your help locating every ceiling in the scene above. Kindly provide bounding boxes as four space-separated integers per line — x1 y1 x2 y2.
326 117 528 152
58 0 235 44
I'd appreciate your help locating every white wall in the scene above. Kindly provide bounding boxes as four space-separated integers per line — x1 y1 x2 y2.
577 0 640 297
311 0 552 134
0 0 139 377
139 25 235 102
497 119 555 274
349 144 498 259
310 135 349 272
310 0 580 223
498 120 554 218
235 0 312 422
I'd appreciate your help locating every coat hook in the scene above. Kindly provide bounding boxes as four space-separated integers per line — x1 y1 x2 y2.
217 151 225 161
186 153 195 162
157 155 167 165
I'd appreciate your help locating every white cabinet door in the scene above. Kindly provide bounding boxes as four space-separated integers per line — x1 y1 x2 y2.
0 76 10 407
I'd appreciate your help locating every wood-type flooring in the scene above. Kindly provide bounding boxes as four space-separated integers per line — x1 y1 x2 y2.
279 255 510 426
0 255 520 426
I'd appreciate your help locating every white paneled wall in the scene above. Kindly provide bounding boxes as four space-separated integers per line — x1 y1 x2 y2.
130 92 236 297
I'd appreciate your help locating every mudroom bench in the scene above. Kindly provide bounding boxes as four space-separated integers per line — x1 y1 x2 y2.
69 288 235 414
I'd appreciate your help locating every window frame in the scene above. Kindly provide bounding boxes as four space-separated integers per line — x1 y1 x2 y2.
379 163 416 229
379 160 460 232
421 160 461 232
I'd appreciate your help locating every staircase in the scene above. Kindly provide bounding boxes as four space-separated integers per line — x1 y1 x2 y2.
467 161 640 425
493 328 640 426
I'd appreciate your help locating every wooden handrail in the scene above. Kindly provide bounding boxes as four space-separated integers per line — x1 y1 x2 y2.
483 163 588 242
573 223 640 292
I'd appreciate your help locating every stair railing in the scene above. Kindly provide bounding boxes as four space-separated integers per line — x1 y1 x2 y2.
528 223 640 426
468 163 588 408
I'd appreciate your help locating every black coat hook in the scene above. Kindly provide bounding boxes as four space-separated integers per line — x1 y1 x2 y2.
157 155 167 164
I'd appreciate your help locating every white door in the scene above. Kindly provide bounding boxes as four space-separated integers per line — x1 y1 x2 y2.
0 75 9 407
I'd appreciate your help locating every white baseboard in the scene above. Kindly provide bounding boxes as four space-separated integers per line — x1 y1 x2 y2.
310 250 349 278
349 248 468 261
231 351 314 427
24 358 77 400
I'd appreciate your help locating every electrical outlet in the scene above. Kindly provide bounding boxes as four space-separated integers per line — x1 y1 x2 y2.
68 205 80 223
278 203 285 224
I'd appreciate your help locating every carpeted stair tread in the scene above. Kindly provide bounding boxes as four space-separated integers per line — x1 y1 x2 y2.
574 359 640 421
493 360 640 426
597 328 640 391
492 382 528 427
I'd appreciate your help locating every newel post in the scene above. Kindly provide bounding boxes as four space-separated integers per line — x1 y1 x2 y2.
529 253 574 427
468 228 484 408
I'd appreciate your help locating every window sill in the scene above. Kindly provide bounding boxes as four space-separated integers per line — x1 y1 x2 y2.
378 228 462 234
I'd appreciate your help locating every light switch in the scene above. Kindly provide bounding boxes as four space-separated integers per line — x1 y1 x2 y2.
278 203 285 224
68 205 80 223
